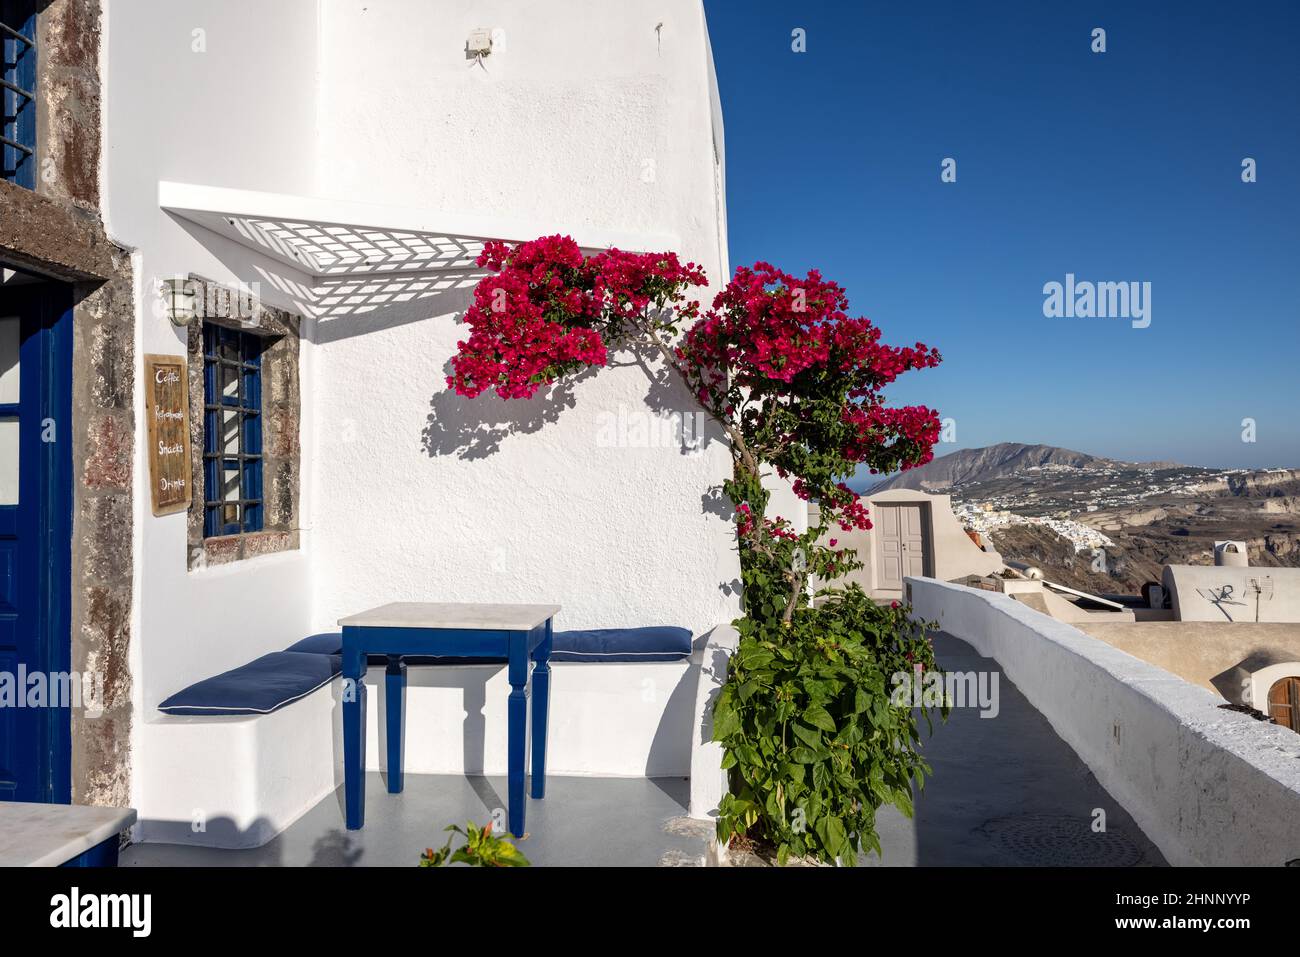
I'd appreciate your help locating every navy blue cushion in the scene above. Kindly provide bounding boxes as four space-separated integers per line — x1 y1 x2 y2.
158 651 341 716
549 626 693 663
285 632 343 655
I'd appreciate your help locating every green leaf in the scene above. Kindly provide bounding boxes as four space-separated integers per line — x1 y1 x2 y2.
823 816 846 856
804 788 822 823
791 721 823 748
804 704 837 733
764 788 783 819
712 697 741 740
861 829 882 858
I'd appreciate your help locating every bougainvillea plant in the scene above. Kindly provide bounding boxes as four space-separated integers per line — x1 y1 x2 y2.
449 235 946 863
675 260 941 625
451 241 940 616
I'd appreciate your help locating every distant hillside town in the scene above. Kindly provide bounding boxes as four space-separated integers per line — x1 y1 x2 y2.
954 502 1114 553
865 443 1300 594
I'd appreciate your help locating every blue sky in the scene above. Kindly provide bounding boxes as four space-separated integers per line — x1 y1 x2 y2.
703 0 1300 470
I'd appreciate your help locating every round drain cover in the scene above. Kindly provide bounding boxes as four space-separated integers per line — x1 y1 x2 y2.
979 814 1145 867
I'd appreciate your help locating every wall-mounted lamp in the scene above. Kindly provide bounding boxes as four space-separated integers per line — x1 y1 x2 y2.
161 277 197 327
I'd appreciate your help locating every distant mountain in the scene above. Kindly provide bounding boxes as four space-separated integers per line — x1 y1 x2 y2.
865 442 1184 493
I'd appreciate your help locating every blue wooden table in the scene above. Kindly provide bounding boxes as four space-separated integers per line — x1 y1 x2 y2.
338 601 559 838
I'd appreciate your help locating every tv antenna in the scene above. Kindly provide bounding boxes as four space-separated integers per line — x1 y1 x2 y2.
1247 575 1274 622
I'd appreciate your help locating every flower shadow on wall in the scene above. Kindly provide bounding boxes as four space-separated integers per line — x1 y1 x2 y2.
614 339 724 457
420 359 597 461
421 318 722 463
609 341 734 524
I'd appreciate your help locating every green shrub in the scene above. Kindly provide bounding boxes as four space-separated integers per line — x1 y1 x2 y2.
712 587 944 865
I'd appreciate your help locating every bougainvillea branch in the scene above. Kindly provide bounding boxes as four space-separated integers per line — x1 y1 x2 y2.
448 237 942 623
448 235 706 400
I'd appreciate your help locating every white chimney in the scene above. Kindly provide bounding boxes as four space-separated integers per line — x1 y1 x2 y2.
1214 540 1249 567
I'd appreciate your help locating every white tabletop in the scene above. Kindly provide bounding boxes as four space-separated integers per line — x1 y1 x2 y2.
0 802 136 867
338 601 561 632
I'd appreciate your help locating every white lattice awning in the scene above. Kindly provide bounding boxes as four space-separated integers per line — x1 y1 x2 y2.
158 181 680 281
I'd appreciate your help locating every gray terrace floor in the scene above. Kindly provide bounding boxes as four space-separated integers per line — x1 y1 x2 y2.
121 633 1166 867
121 774 711 867
863 632 1166 866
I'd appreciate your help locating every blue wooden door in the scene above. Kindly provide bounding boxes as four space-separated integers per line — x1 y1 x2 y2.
0 281 73 804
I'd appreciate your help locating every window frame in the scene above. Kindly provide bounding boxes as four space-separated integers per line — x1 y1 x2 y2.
202 324 265 538
1 0 37 190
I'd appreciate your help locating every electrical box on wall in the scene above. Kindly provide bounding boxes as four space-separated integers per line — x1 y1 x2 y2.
467 28 493 57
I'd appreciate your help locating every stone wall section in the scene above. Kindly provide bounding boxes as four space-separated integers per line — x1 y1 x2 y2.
0 0 135 806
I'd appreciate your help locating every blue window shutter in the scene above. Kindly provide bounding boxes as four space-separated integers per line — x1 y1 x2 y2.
201 324 265 538
1 2 38 189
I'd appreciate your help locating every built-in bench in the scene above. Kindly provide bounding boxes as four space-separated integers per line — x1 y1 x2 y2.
140 625 727 849
157 627 694 716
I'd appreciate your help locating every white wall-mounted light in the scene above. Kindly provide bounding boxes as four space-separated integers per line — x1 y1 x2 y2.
161 277 197 326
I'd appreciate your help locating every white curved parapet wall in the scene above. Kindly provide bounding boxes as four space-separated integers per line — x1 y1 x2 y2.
907 577 1300 867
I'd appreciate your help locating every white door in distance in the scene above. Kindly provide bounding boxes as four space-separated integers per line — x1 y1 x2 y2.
876 504 927 590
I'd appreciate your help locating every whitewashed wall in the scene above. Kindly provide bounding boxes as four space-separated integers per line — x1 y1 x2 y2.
104 1 321 710
307 0 739 636
106 0 739 829
908 577 1300 866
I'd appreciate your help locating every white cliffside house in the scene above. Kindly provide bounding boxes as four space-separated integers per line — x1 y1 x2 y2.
98 0 744 849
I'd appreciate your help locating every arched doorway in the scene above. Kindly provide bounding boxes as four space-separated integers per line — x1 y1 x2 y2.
1268 676 1300 732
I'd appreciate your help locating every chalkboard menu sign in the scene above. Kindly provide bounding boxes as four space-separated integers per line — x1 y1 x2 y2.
144 354 193 516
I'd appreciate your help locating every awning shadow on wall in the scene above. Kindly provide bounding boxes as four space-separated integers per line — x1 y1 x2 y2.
165 211 484 341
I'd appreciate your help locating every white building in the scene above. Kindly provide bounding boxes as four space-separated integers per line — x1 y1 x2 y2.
2 0 742 850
